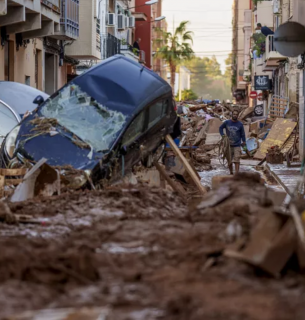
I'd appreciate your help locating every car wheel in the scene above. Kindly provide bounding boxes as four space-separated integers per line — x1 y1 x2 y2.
254 104 264 117
141 143 165 168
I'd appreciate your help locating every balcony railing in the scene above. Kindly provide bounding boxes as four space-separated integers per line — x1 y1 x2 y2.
139 50 145 63
60 0 79 39
101 33 121 60
265 35 286 61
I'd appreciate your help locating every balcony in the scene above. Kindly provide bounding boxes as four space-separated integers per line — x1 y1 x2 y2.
65 0 100 60
263 35 287 71
55 0 79 40
101 34 145 64
121 44 144 62
101 34 121 60
0 0 60 39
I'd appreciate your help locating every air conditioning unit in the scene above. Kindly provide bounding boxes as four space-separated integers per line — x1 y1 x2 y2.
117 14 125 29
273 0 280 13
107 13 115 26
124 16 129 29
129 16 135 28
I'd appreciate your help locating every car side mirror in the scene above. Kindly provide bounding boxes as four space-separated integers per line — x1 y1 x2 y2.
33 95 45 105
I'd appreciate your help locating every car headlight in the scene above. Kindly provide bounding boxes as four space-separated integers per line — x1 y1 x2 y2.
5 126 21 158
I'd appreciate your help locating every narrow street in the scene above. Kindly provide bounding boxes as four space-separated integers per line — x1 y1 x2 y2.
1 0 305 319
0 171 304 320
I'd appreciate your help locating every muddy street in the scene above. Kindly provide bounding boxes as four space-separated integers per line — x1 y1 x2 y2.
0 171 304 320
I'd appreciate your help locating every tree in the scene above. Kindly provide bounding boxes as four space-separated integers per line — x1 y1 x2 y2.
183 56 232 101
175 89 198 101
155 21 194 91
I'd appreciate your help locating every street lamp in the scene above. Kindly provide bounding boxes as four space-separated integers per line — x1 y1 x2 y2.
128 0 158 10
153 16 165 22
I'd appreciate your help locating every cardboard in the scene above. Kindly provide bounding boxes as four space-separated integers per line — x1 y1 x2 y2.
254 118 297 160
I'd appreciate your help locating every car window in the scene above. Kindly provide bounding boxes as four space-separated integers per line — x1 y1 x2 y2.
122 112 145 146
0 101 19 141
148 100 168 128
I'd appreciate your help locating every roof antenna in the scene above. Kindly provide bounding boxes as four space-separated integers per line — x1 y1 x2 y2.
140 65 145 72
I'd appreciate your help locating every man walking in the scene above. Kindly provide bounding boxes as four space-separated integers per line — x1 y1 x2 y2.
219 109 246 175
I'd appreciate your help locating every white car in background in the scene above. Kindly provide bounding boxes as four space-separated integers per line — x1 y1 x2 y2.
0 81 49 145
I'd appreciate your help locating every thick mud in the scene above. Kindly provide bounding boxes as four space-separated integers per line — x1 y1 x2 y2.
0 180 304 320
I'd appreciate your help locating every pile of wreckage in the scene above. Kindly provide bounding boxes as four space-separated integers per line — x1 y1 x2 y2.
0 100 300 208
176 100 299 167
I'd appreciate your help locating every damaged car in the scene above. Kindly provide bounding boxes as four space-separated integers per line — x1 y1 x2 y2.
0 81 49 146
0 55 179 187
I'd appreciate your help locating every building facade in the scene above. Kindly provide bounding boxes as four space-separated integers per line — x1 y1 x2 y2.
0 0 80 94
232 0 305 157
0 0 164 94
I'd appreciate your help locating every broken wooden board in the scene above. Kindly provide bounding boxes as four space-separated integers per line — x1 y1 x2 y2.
166 135 207 195
254 118 297 160
5 307 110 320
225 212 297 276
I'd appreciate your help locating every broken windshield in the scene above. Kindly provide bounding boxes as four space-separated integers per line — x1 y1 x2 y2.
40 84 127 151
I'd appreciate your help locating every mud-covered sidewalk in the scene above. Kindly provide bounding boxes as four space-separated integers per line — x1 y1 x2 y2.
0 175 304 320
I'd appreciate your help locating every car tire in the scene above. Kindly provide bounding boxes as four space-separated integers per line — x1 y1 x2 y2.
254 104 264 117
141 143 165 168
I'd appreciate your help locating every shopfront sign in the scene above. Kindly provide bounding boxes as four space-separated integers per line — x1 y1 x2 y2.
254 76 270 91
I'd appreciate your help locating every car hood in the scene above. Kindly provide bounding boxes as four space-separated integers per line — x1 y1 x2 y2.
14 116 104 170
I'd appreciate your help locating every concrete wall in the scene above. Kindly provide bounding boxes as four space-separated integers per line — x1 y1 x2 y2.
255 1 273 28
0 38 43 89
66 0 101 60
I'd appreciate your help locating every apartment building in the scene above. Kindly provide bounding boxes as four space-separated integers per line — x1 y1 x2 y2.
232 0 305 156
231 0 251 105
0 0 80 93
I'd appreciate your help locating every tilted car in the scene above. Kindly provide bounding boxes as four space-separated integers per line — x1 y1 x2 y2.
0 55 179 186
0 81 49 145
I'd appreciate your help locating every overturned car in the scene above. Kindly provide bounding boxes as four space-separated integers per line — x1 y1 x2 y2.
0 55 179 187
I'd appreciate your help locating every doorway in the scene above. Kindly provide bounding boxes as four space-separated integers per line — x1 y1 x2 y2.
4 41 14 81
45 52 57 95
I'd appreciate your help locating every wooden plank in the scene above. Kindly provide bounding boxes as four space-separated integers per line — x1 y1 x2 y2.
0 168 27 176
254 119 297 159
272 97 289 102
154 161 187 203
5 179 24 186
165 135 207 195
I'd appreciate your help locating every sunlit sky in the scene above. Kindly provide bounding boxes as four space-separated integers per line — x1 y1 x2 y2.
162 0 234 73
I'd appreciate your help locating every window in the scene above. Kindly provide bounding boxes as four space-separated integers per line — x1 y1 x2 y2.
148 100 168 128
0 101 18 143
25 76 30 86
122 112 145 145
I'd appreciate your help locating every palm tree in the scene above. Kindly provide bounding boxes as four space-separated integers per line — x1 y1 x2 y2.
155 21 194 91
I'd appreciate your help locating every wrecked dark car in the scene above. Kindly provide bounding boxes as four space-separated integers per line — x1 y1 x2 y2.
0 55 179 187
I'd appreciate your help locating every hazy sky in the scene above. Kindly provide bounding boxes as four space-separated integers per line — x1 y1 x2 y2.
162 0 234 73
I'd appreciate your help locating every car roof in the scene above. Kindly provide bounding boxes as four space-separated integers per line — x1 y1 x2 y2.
0 81 49 115
70 55 172 115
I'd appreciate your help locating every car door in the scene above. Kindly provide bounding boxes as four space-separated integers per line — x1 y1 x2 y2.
139 98 170 159
0 100 19 145
118 110 147 176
